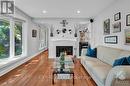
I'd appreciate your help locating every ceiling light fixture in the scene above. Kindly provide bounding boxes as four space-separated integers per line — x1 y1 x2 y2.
42 10 47 14
77 10 80 14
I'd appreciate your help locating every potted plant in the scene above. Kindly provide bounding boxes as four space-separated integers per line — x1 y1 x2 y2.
60 52 65 72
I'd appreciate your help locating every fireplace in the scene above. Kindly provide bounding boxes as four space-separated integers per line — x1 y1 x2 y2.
56 46 73 57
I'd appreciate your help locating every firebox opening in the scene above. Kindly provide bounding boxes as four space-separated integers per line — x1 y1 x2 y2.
56 46 73 57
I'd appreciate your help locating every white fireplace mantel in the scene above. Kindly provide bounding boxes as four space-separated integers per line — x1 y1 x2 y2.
49 37 78 58
51 38 77 42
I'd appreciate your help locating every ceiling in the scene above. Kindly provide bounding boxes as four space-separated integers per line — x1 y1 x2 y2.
15 0 117 18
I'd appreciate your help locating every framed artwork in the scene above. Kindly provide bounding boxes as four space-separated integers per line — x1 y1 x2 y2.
114 12 121 21
126 14 130 26
104 36 118 44
124 29 130 45
112 22 121 33
104 19 110 35
32 30 37 37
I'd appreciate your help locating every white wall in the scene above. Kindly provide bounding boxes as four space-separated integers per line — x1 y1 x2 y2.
14 8 46 56
34 18 90 57
93 0 130 50
34 18 89 37
33 18 90 46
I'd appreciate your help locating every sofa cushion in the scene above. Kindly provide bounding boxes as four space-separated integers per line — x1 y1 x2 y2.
92 66 112 85
84 59 112 84
80 56 97 60
85 58 111 68
97 46 122 65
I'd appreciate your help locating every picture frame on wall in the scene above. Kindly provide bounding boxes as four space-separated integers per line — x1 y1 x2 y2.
112 22 121 33
114 12 121 21
104 19 110 35
124 29 130 45
126 14 130 26
104 36 118 44
32 30 37 37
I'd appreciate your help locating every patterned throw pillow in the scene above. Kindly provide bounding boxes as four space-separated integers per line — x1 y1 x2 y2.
127 56 130 64
86 46 97 57
113 57 129 67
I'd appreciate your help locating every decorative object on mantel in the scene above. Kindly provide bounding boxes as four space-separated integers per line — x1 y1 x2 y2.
60 20 68 27
80 28 88 33
32 30 37 37
112 22 121 33
74 33 77 37
50 33 53 37
124 29 130 45
68 29 72 34
104 36 118 44
114 12 121 21
126 14 130 26
62 28 67 33
84 28 88 33
50 26 54 37
74 24 79 37
104 19 110 35
90 19 94 23
56 29 60 34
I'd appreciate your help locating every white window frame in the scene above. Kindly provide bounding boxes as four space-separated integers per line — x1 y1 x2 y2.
14 20 23 57
0 16 26 58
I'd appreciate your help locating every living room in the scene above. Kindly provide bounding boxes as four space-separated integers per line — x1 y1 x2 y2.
0 0 130 86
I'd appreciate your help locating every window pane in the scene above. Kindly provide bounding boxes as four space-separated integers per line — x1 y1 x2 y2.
0 19 10 58
14 22 22 56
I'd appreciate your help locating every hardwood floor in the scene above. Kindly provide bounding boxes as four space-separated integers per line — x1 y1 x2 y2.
0 51 97 86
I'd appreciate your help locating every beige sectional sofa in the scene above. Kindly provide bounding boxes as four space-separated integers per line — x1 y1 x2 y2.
80 46 130 86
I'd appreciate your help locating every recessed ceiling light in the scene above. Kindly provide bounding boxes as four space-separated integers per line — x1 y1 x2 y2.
42 10 47 14
77 10 80 14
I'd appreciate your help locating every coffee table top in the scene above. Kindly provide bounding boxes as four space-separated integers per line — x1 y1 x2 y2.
53 55 74 69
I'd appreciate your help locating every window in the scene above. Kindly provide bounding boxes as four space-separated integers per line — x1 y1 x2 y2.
0 18 24 59
14 21 22 56
0 19 10 58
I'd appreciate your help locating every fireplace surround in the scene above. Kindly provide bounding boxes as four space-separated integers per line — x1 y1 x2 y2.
49 38 78 58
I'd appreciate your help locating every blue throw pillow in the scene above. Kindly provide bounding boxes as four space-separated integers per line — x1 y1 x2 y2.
113 57 129 67
127 56 130 64
86 46 97 57
86 46 91 55
91 48 97 57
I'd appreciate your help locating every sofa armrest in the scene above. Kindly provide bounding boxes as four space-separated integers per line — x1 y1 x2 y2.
81 49 87 56
105 66 130 86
